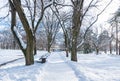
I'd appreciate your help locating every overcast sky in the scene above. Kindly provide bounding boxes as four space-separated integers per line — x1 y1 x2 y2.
0 0 119 30
97 0 119 23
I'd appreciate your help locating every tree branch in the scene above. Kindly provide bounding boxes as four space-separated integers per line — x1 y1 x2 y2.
77 0 113 48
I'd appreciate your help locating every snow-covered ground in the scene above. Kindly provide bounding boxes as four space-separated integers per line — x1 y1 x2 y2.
0 50 23 65
0 50 120 81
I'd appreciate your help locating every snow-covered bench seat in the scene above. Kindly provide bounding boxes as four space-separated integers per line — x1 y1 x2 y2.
38 53 50 63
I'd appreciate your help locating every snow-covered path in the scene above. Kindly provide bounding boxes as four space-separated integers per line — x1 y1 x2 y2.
1 50 120 81
40 52 78 81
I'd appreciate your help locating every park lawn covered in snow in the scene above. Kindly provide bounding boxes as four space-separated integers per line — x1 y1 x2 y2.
0 50 120 81
62 53 120 81
0 50 23 64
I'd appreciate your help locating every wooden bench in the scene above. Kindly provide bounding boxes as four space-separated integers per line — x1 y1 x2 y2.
38 53 50 63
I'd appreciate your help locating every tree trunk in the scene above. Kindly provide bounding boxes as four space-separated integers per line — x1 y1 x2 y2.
64 35 69 57
71 36 77 61
47 36 52 53
25 33 34 65
116 19 118 55
33 35 37 55
119 41 120 55
96 48 99 55
65 48 69 57
71 0 84 61
47 44 51 53
109 41 112 54
9 0 34 65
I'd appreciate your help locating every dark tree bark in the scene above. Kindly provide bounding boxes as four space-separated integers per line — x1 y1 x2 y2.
71 0 84 61
65 37 69 57
33 34 37 55
50 7 72 57
25 0 52 55
9 0 34 65
119 41 120 55
115 19 119 55
109 41 112 54
96 48 99 55
47 36 52 52
43 13 59 53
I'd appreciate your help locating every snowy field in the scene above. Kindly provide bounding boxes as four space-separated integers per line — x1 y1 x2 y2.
0 49 120 81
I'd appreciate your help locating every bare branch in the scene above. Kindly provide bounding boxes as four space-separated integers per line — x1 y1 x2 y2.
0 2 9 10
54 2 73 7
0 12 10 22
77 0 113 49
84 0 113 39
34 0 52 32
82 0 95 20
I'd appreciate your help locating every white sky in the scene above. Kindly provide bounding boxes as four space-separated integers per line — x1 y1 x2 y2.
0 0 119 31
97 0 120 24
95 0 120 31
0 25 5 30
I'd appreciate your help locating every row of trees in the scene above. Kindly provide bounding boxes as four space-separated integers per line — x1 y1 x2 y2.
109 7 120 55
0 24 116 54
0 0 118 66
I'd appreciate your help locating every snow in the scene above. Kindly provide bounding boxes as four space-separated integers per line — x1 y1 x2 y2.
0 50 120 81
40 52 78 81
13 27 27 49
0 50 23 65
44 0 53 8
77 39 84 48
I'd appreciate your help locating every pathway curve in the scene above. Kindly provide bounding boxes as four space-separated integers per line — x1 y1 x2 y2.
40 52 78 81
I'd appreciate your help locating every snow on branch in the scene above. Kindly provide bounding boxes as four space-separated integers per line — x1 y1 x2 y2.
44 0 53 9
77 0 113 49
77 39 84 49
13 27 27 49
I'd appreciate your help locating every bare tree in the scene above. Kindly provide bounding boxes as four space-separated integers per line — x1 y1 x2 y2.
23 0 53 54
9 0 53 65
108 24 114 54
110 8 120 55
43 11 60 52
70 0 113 61
115 9 120 55
91 28 111 54
49 0 113 59
51 9 72 57
9 0 34 65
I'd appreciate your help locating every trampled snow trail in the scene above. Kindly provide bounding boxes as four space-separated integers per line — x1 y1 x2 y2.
40 52 78 81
